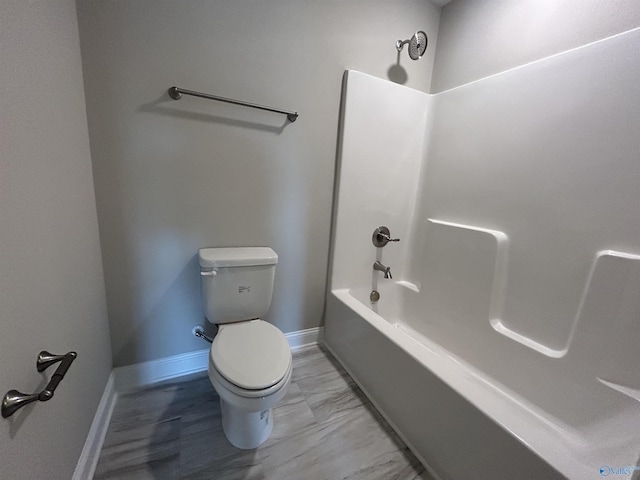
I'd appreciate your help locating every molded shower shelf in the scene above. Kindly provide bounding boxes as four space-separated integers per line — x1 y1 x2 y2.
425 220 640 360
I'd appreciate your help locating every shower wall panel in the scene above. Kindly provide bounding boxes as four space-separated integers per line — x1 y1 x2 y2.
420 28 640 354
331 71 432 292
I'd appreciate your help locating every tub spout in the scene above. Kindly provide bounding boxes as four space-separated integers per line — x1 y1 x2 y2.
373 261 392 279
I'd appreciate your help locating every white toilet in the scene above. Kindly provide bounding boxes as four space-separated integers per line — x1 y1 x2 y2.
198 247 292 449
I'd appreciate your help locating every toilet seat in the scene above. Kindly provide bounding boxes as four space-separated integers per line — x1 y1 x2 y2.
211 319 292 392
209 358 292 399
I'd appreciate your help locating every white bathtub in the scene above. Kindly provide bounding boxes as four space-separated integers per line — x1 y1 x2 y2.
325 284 583 479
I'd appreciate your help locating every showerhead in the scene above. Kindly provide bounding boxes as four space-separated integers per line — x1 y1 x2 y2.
396 31 428 60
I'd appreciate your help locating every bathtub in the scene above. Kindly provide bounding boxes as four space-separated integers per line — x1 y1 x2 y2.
325 274 640 480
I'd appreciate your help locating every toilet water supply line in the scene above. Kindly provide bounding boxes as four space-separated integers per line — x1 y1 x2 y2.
193 325 213 344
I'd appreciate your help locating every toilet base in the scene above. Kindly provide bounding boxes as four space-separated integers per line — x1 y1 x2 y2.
220 398 274 449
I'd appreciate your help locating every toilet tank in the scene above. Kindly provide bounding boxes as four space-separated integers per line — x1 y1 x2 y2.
199 247 278 324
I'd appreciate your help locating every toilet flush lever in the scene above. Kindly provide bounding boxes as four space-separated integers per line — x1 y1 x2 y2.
200 270 217 276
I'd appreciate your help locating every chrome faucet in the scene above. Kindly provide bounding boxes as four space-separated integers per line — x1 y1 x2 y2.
373 261 392 279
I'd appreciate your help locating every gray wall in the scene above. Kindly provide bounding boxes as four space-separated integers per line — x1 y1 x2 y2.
432 0 640 92
0 1 112 479
76 0 441 367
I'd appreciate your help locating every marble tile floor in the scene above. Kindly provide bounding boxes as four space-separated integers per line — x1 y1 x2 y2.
94 344 434 480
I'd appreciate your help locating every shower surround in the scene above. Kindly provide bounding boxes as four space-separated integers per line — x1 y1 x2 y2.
325 28 640 480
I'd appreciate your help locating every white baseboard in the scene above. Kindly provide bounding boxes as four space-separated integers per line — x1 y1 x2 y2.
72 372 117 480
113 326 323 393
74 326 322 479
113 348 210 393
287 326 324 351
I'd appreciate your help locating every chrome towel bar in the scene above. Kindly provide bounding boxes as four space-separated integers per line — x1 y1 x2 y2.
2 351 77 418
168 86 299 122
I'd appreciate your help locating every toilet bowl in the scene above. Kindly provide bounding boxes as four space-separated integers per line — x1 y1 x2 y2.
198 247 291 449
207 319 292 449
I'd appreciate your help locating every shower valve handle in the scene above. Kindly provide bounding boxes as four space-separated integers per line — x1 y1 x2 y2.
372 226 400 248
380 233 399 243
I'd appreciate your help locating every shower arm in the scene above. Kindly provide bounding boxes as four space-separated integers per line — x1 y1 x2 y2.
396 39 410 52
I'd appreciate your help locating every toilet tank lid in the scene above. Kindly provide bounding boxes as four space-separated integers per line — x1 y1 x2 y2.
199 247 278 268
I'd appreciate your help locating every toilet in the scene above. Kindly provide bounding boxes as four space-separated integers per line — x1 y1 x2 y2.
198 247 292 449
